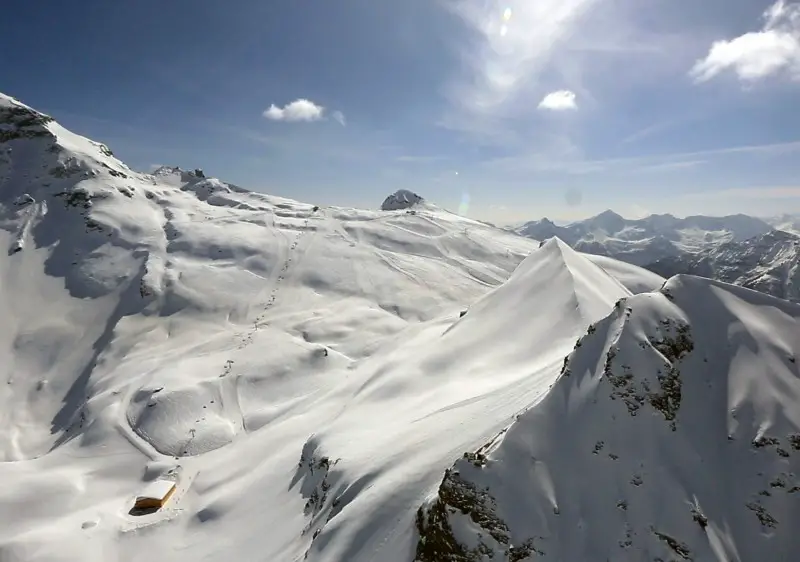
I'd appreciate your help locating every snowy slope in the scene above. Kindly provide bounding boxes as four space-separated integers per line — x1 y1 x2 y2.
416 275 800 561
647 229 800 302
297 237 632 561
517 211 774 266
585 253 665 294
0 93 661 561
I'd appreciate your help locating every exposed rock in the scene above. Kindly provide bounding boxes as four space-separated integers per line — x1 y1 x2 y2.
381 189 424 211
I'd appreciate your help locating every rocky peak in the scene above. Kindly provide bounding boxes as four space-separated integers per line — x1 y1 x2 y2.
0 95 55 143
381 189 424 211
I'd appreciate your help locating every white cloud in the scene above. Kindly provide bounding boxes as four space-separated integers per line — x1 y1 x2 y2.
446 0 598 118
691 0 800 82
263 99 326 122
538 90 578 110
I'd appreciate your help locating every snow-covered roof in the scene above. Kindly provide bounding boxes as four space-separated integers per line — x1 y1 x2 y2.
135 479 176 501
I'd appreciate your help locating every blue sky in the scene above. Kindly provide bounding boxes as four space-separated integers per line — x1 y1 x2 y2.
2 0 800 223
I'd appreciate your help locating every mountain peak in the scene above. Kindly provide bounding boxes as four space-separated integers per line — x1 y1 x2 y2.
595 209 623 220
0 93 55 142
380 189 424 211
538 235 573 254
417 272 800 561
584 209 627 234
505 235 631 323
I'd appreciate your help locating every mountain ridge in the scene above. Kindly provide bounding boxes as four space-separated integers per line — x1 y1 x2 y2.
516 211 774 263
647 229 800 302
515 210 800 301
416 273 800 561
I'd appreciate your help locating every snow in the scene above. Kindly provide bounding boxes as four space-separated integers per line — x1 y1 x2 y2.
648 229 800 302
1 92 797 562
417 275 800 561
136 479 176 502
585 253 665 294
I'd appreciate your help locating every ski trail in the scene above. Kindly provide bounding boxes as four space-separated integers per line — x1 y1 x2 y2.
219 373 245 436
232 208 291 349
6 198 43 255
233 205 318 347
328 213 379 300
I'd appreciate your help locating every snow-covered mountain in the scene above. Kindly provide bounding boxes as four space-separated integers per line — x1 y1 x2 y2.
2 91 797 562
517 210 774 266
647 229 800 302
416 275 800 561
0 92 665 561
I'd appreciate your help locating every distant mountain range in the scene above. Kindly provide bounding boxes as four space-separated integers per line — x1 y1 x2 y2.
515 210 775 266
647 229 800 302
515 210 800 301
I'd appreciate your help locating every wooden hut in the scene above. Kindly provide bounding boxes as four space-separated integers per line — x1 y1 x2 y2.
133 479 177 510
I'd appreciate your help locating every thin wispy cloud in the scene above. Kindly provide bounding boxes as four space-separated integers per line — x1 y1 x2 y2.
628 160 707 173
395 155 448 164
538 90 578 110
479 139 800 175
331 110 347 126
691 0 800 82
446 0 598 119
680 186 800 200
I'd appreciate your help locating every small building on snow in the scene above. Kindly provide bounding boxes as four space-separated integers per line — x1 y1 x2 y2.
133 479 177 510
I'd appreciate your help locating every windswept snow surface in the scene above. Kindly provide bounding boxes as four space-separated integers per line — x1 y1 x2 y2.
585 253 665 294
0 93 662 561
417 275 800 562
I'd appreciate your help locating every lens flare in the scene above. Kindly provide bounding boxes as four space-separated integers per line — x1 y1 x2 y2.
499 8 512 37
458 192 471 216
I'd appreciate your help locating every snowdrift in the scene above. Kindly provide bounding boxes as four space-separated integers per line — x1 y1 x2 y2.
416 275 800 561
